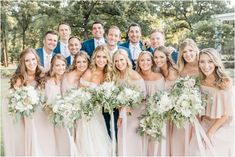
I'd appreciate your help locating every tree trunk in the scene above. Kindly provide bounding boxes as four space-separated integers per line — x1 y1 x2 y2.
2 29 9 67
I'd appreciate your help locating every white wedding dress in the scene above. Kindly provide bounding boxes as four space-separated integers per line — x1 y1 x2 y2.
75 78 112 156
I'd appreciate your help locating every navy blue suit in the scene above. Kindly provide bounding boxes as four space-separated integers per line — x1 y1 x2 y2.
36 48 56 67
171 50 178 64
53 42 63 55
66 56 72 67
81 39 95 57
119 40 144 69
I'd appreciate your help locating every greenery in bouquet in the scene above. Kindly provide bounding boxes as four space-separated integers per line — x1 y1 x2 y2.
116 83 144 110
48 88 91 128
8 86 43 122
169 76 205 128
82 87 103 120
93 81 120 113
138 91 173 141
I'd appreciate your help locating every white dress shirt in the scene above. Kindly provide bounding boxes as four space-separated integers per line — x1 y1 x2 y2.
43 48 53 71
129 43 142 61
60 41 70 58
94 38 106 48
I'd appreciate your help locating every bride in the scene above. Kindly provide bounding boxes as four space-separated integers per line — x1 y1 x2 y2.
75 45 112 156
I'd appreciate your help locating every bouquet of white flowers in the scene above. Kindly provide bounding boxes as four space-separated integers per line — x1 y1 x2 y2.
48 88 92 128
116 84 144 110
8 86 43 122
169 76 205 128
138 91 173 141
93 81 119 113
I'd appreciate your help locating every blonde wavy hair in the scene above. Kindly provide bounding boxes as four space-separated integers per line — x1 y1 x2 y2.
69 50 90 71
89 45 113 82
112 49 133 83
177 38 199 73
199 48 232 89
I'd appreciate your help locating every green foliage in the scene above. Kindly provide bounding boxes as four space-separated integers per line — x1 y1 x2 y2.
1 0 234 64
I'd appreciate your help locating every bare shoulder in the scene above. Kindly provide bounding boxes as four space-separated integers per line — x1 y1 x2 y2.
168 68 178 81
130 70 143 80
81 69 92 81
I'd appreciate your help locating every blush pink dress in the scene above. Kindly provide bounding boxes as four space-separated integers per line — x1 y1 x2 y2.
189 85 235 156
44 79 70 156
144 77 167 156
118 79 147 156
2 81 39 156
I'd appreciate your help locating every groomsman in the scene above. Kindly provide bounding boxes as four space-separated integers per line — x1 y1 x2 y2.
148 29 178 63
106 25 131 58
120 23 144 69
36 30 58 72
81 21 106 57
54 22 71 58
66 36 82 66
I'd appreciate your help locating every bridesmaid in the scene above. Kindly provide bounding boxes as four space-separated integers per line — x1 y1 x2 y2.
136 50 165 155
76 45 112 156
171 38 200 156
2 48 44 156
41 54 69 155
61 51 90 94
153 46 178 90
113 49 147 156
61 51 90 150
189 48 234 156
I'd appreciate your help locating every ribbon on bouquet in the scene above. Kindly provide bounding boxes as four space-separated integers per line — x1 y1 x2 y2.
122 107 127 156
160 123 167 156
110 111 116 156
66 128 79 156
193 118 215 156
25 117 40 156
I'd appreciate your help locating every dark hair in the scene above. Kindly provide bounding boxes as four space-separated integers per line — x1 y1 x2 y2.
43 30 58 38
92 21 104 28
127 23 141 34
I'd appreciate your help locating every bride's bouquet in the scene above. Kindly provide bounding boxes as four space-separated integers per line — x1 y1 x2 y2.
138 91 173 141
169 76 205 128
116 84 144 110
48 88 92 128
93 81 119 113
8 86 43 122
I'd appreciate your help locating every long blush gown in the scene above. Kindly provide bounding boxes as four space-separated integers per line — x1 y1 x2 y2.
189 85 235 156
118 79 147 156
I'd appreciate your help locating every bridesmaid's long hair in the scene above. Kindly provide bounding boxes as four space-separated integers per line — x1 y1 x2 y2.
177 38 199 73
112 49 133 83
69 51 90 71
90 45 113 82
10 48 44 89
40 54 67 88
199 48 232 89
